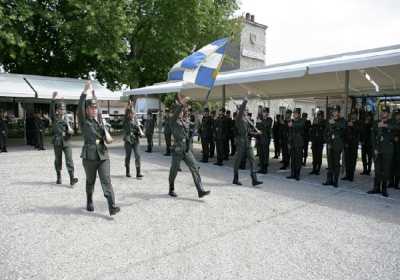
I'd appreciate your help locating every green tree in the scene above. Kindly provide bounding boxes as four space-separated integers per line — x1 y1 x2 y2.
0 0 240 91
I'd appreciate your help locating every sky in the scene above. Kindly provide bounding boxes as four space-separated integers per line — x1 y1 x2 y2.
239 0 400 64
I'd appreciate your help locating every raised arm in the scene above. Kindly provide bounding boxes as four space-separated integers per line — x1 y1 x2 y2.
171 92 188 121
78 81 91 127
237 97 248 119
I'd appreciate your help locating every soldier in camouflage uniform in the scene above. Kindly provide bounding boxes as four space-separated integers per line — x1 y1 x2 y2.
232 97 263 187
280 110 292 170
78 81 120 216
359 112 374 175
123 100 144 179
145 110 155 153
257 107 273 174
389 110 400 189
309 110 326 175
323 105 346 188
168 92 210 198
287 108 305 181
367 106 394 197
342 111 360 182
50 91 78 186
0 111 8 153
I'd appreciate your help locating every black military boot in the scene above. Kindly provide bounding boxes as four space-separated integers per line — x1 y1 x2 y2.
136 167 143 179
295 168 301 181
394 178 400 189
323 173 333 186
56 171 62 184
196 182 211 198
233 171 242 186
367 178 381 194
86 192 94 212
69 172 78 187
106 196 120 216
333 174 339 188
252 173 263 187
168 184 177 197
126 165 131 177
257 167 267 174
382 182 388 197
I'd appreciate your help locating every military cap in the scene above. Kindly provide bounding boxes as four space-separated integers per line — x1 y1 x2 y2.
381 105 390 113
203 107 209 112
317 110 324 116
263 107 270 113
294 108 301 114
332 105 341 112
286 109 292 115
220 108 226 113
85 99 97 107
56 102 66 110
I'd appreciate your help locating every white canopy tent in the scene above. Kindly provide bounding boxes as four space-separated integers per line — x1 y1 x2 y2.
0 73 121 101
0 73 36 98
124 44 400 103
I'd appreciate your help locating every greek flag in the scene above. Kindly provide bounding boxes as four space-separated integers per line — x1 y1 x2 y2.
168 38 229 89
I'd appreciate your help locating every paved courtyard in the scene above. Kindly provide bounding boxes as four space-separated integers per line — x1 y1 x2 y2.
1 139 400 280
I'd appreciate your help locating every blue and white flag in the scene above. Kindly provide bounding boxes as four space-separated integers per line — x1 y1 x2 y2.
168 38 229 89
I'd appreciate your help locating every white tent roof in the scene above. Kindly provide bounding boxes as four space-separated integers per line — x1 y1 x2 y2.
0 73 121 101
0 73 36 98
125 44 400 100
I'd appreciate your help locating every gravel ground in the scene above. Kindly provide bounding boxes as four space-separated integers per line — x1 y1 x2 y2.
1 139 399 280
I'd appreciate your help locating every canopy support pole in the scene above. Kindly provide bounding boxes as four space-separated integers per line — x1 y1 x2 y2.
345 70 350 117
158 96 162 149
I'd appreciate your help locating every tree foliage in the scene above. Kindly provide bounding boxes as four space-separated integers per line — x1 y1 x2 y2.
0 0 240 91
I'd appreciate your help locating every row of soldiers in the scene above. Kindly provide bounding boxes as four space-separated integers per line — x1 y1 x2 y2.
166 100 400 197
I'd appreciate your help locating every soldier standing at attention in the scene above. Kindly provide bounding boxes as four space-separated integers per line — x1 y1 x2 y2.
342 111 360 182
257 107 273 174
367 106 394 197
232 96 263 186
199 108 213 163
34 111 46 150
145 110 155 153
214 108 225 166
287 108 305 181
168 92 210 198
280 110 292 170
78 81 120 215
273 114 281 159
389 110 400 189
309 110 326 175
226 110 235 156
122 100 144 179
0 111 8 153
209 110 217 158
323 105 346 188
50 92 78 186
359 112 374 175
302 113 311 166
163 109 172 156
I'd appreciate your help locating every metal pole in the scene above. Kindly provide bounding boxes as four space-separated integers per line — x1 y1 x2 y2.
158 96 162 149
344 70 350 117
107 100 110 114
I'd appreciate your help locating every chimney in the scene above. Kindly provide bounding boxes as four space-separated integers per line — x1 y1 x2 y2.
251 14 255 22
245 13 251 21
